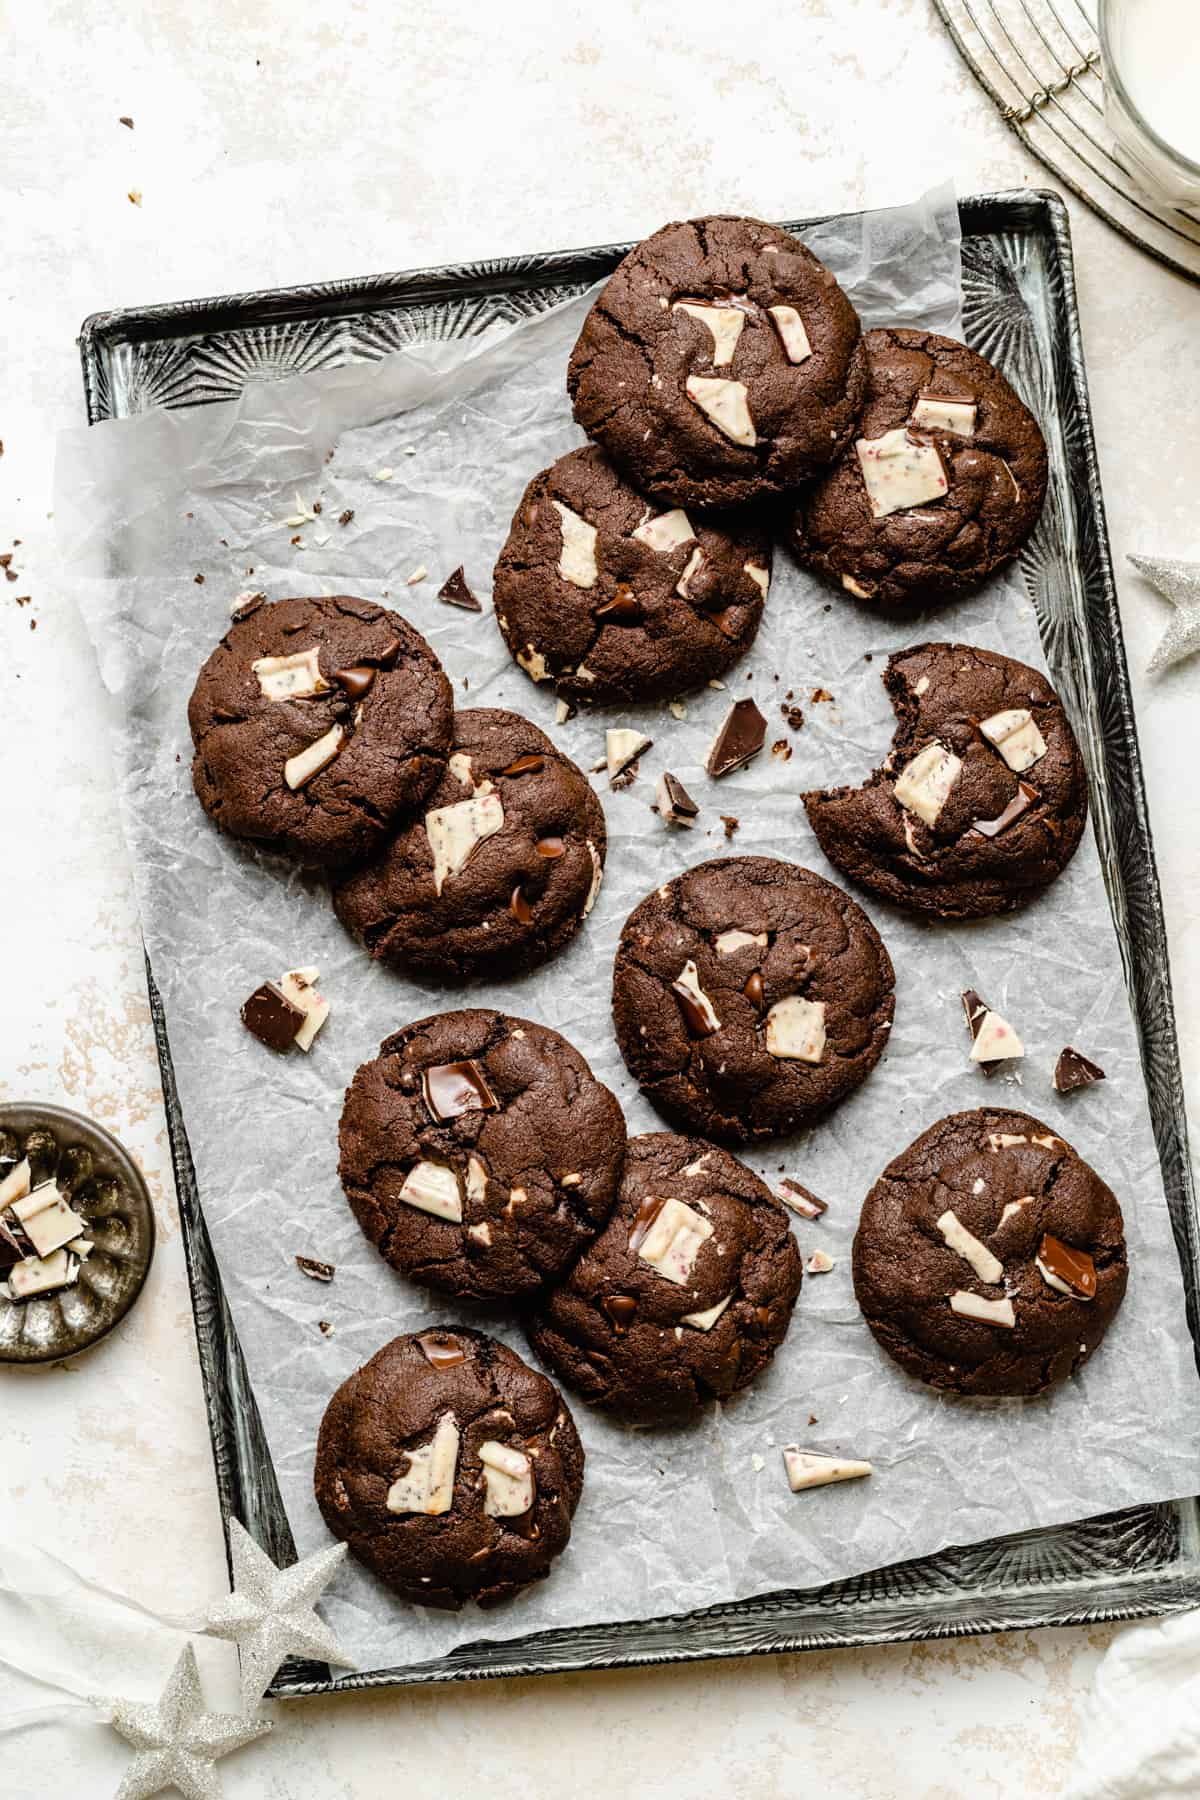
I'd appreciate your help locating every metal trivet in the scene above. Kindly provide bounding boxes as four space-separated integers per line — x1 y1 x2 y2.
934 0 1200 283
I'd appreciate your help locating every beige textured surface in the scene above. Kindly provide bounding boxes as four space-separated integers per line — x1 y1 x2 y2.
3 2 1198 1794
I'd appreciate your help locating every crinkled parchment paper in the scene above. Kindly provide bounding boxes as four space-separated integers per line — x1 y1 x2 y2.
57 188 1200 1670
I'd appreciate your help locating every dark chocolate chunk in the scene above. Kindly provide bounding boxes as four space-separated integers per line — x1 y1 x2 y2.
332 664 377 701
706 698 766 778
971 781 1037 839
0 1214 29 1274
1054 1046 1106 1094
241 981 304 1051
295 1254 336 1282
1038 1232 1098 1299
438 567 482 612
499 753 544 777
594 584 642 624
657 771 699 824
602 1293 638 1330
415 1328 469 1367
421 1059 499 1122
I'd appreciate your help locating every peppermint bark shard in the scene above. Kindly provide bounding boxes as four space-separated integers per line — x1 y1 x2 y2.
706 698 766 777
386 1413 460 1515
1054 1046 1105 1093
961 989 1024 1072
783 1448 873 1492
655 771 699 826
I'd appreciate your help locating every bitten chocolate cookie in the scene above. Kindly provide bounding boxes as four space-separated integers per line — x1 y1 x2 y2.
853 1109 1127 1397
332 708 606 981
802 643 1088 919
492 446 770 703
611 856 895 1144
314 1327 584 1609
791 327 1048 606
568 216 867 510
526 1133 802 1424
188 595 453 867
338 1009 626 1300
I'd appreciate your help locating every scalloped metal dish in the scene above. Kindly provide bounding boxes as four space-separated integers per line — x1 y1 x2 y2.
78 193 1200 1695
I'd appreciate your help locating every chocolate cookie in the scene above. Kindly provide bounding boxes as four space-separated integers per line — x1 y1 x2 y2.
526 1132 802 1423
492 446 769 703
568 216 867 510
338 1009 626 1300
802 643 1088 919
188 595 453 867
611 856 895 1144
791 327 1048 606
314 1327 584 1609
332 708 606 981
853 1108 1127 1397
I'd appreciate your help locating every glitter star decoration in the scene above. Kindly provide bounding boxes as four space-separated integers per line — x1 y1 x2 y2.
1130 553 1200 675
107 1642 272 1800
202 1519 352 1710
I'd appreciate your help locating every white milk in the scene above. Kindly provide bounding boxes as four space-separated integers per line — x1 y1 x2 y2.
1106 0 1200 167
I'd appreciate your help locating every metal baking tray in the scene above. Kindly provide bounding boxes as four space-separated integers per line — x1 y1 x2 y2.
78 192 1200 1694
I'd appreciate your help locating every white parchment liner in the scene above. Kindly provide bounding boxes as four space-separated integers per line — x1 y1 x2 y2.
57 188 1200 1670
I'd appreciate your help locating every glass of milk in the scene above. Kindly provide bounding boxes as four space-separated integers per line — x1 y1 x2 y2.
1100 0 1200 205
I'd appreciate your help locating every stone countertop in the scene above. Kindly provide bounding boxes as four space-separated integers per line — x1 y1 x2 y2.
3 3 1198 1795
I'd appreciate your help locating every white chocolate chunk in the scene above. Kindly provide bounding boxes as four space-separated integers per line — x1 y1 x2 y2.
715 929 768 955
252 646 329 701
673 301 746 366
8 1247 76 1299
1032 1133 1062 1150
10 1182 88 1260
989 1133 1027 1151
425 790 504 894
915 675 931 696
764 995 827 1063
674 960 721 1033
970 1008 1024 1064
398 1161 463 1223
279 966 329 1052
606 728 652 781
894 740 963 827
676 302 741 365
466 1155 488 1205
633 508 696 554
806 1251 835 1275
979 708 1047 773
386 1413 460 1515
583 840 603 916
284 722 345 791
505 1186 527 1216
551 501 599 588
676 546 707 599
856 428 948 518
480 1440 535 1516
783 1448 873 1492
685 375 756 446
841 574 874 599
911 395 977 436
768 304 812 364
0 1157 31 1208
468 1222 492 1247
517 645 549 681
681 1292 733 1331
683 1154 711 1178
936 1209 1004 1285
743 561 770 598
448 751 475 786
950 1290 1016 1329
637 1196 714 1286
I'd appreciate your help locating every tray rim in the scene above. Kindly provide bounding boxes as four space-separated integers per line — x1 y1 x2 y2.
80 189 1200 1695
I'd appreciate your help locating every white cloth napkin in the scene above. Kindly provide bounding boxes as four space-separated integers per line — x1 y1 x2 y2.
1069 1611 1200 1796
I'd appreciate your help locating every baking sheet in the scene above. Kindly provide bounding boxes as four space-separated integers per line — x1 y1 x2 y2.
57 186 1200 1672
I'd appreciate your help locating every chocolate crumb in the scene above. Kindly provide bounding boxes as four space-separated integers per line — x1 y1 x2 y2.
771 739 792 761
194 573 205 585
318 1319 334 1335
338 509 354 527
313 500 323 514
720 814 739 838
119 115 134 128
296 1254 336 1282
810 687 833 704
781 703 804 730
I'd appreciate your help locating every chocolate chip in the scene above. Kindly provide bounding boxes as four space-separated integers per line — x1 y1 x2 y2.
706 698 766 777
499 754 544 777
602 1294 638 1331
240 981 304 1051
416 1329 468 1367
1054 1045 1105 1093
510 886 534 926
438 566 482 612
295 1255 335 1282
536 836 565 858
364 635 404 669
421 1059 499 1121
743 971 765 1011
594 584 642 623
332 664 377 701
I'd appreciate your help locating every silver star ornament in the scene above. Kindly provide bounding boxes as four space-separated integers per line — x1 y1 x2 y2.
106 1642 272 1800
1130 553 1200 675
203 1518 352 1709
